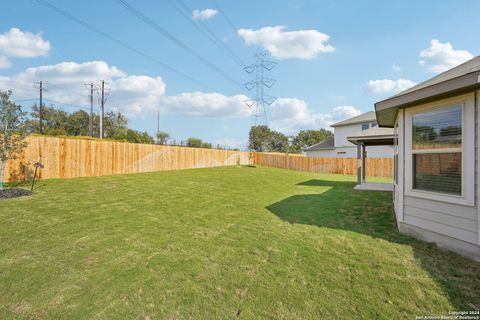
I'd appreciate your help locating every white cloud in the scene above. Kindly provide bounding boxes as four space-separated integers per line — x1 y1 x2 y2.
367 79 417 95
0 55 12 68
0 61 163 116
392 64 401 72
192 9 218 21
214 138 247 150
269 98 360 134
332 106 361 118
0 28 50 68
0 60 252 118
419 39 473 74
159 92 250 118
1 60 363 135
237 26 334 60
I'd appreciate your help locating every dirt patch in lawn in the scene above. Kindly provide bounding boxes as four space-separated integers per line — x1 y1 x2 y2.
0 188 32 199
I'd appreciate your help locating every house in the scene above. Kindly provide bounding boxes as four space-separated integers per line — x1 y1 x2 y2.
304 111 393 158
375 56 480 260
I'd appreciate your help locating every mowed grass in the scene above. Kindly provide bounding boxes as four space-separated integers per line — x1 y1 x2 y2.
0 166 479 319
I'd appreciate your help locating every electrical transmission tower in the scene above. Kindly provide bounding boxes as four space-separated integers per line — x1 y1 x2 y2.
243 52 276 127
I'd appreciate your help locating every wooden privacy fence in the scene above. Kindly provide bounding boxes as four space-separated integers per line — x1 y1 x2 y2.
254 152 393 177
4 136 393 182
4 136 252 182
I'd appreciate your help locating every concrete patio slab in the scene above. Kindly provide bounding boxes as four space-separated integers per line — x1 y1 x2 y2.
354 182 393 191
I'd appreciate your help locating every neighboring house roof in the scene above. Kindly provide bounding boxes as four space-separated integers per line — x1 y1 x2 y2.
347 127 395 146
330 111 376 127
304 138 335 151
375 56 480 127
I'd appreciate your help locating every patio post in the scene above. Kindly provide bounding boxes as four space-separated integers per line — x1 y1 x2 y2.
362 144 366 183
357 144 362 185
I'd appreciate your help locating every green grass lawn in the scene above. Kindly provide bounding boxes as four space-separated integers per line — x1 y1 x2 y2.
1 166 479 319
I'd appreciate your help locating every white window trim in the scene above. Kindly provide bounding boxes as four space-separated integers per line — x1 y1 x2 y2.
404 93 475 206
393 110 404 222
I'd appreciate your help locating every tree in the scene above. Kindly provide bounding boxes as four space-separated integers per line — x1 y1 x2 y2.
27 104 69 135
156 131 170 145
248 125 271 152
67 110 90 136
116 129 154 144
248 125 289 152
0 90 28 190
268 130 289 152
103 111 128 139
290 129 333 153
201 142 212 149
187 137 204 148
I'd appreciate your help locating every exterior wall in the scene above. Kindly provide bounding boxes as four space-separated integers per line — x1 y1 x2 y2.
395 91 480 260
306 145 393 158
307 122 394 158
334 124 362 147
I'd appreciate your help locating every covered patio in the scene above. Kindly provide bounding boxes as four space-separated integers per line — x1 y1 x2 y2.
347 127 395 191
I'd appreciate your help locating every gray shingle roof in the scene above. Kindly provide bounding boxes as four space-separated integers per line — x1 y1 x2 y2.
392 56 480 97
304 138 335 151
330 111 376 127
375 56 480 127
347 127 395 146
347 127 395 139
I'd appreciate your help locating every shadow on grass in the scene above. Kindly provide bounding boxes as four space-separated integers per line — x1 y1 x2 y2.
266 179 480 311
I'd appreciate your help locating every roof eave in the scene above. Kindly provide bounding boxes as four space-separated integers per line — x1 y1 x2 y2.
304 147 335 151
330 118 376 128
375 71 480 127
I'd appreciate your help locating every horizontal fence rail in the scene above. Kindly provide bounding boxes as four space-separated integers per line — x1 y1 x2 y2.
4 136 252 182
254 153 393 177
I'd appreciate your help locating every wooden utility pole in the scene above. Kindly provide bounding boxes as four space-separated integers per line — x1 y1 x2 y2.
39 80 44 134
100 80 105 139
89 83 94 137
157 108 160 142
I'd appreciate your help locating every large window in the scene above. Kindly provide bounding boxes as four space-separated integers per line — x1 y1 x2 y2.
411 105 462 195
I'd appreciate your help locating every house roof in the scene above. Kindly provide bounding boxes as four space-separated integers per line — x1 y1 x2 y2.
347 127 395 146
330 111 377 127
375 56 480 127
304 138 335 151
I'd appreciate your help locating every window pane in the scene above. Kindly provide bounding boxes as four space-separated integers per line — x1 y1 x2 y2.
361 123 369 130
413 153 461 195
412 105 462 149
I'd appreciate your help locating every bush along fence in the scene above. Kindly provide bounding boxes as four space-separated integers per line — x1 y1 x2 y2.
254 152 393 177
4 136 393 182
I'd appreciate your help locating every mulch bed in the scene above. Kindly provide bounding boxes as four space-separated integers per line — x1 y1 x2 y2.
0 188 32 199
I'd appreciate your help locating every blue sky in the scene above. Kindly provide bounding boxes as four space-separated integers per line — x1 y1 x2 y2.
1 0 479 149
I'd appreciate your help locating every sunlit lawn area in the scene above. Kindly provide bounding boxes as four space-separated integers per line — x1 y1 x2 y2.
1 166 479 319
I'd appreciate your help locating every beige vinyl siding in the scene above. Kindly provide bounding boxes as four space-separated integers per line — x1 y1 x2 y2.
400 91 479 248
403 197 477 244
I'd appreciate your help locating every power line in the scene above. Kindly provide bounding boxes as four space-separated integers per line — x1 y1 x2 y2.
43 98 92 112
15 97 93 112
114 0 245 91
167 0 245 67
32 0 213 90
209 0 253 53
